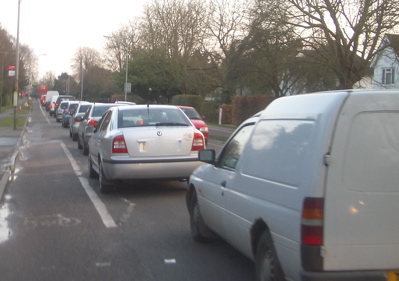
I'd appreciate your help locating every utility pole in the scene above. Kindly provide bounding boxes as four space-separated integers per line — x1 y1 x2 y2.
14 0 21 130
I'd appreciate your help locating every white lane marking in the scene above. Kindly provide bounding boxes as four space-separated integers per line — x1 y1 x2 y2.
39 103 51 124
60 142 117 228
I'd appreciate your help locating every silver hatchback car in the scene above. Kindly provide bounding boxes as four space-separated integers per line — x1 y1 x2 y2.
88 105 206 193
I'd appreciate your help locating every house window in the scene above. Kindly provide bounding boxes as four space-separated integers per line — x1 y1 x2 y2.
382 68 395 85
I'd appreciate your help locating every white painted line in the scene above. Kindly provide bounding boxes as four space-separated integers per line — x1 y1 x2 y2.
60 142 117 228
39 103 51 124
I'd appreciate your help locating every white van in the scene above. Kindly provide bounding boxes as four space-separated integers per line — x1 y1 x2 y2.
187 89 399 281
44 91 59 112
48 95 59 116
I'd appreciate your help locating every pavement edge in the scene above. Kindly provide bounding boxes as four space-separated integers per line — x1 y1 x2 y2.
0 106 31 200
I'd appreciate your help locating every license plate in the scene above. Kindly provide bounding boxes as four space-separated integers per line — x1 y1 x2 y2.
387 271 399 281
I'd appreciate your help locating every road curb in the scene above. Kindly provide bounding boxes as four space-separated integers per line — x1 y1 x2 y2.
0 106 31 201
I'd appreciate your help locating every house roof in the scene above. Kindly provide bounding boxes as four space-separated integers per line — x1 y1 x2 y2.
370 33 399 67
385 34 399 56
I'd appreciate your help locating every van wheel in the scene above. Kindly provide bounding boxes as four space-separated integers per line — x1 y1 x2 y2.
255 231 284 281
99 161 113 193
88 156 97 179
190 192 213 242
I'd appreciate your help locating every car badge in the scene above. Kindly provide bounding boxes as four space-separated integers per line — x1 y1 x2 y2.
157 131 162 136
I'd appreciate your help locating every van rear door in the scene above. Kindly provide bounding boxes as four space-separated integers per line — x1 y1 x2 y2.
323 90 399 271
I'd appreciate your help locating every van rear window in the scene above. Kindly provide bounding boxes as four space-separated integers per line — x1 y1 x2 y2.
343 112 399 192
243 120 314 187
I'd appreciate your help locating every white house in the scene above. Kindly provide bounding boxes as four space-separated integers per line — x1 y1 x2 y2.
371 34 399 89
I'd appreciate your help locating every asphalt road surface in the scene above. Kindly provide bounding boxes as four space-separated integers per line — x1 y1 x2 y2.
0 100 253 281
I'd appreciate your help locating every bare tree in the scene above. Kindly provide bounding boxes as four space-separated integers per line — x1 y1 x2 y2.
103 20 141 73
71 47 102 100
279 0 399 89
140 0 208 95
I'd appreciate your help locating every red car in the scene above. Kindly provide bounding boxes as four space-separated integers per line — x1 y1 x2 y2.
178 106 209 142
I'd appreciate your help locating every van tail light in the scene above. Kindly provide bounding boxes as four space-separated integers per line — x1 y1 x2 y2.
88 120 98 128
191 132 205 151
112 135 128 153
301 197 324 245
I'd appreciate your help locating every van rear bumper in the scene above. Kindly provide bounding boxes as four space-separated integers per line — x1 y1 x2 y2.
301 270 386 281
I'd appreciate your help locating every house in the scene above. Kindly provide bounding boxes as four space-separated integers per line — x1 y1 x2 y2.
371 34 399 89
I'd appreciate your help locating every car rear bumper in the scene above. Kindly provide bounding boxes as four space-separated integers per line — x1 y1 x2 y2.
102 158 204 180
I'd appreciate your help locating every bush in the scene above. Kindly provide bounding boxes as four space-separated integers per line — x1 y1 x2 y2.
232 95 275 125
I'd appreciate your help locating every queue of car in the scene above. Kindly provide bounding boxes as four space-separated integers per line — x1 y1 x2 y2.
43 90 399 281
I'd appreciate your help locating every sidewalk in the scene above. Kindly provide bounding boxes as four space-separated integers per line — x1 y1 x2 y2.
0 98 31 198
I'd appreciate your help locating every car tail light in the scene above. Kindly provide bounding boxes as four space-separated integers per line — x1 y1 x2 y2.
112 135 128 153
74 117 82 122
55 103 59 108
191 132 205 151
88 120 98 128
301 197 324 245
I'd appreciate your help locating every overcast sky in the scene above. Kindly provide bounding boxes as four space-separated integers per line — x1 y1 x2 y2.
0 0 147 78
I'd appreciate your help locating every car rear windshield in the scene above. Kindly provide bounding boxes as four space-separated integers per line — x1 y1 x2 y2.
60 103 68 109
93 105 115 117
180 107 201 119
118 108 191 128
79 104 91 113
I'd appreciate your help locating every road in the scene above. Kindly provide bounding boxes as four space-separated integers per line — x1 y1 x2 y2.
0 100 253 281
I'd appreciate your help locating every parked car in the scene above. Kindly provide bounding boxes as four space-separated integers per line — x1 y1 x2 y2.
178 106 209 142
69 102 92 141
186 89 399 281
88 104 206 193
54 95 76 121
40 95 46 106
61 101 79 128
55 101 69 122
78 103 124 155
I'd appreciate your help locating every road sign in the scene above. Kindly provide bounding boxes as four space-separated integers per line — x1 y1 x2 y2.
124 83 131 93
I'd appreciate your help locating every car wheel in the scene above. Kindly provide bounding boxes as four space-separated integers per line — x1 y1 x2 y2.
99 161 113 193
72 132 78 141
77 137 83 149
189 192 213 242
255 231 284 281
88 155 98 178
83 143 89 156
62 121 67 128
69 130 72 138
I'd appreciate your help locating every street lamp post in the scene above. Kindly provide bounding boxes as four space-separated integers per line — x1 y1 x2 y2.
14 0 22 130
124 53 128 101
80 58 83 101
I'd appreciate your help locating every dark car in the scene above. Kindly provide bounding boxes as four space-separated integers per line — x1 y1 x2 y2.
77 103 124 155
61 101 79 128
54 95 75 120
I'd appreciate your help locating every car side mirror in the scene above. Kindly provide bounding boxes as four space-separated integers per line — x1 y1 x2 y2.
198 149 216 164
